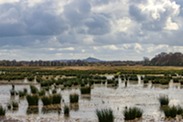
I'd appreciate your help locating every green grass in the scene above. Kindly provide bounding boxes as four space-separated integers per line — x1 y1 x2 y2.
96 108 114 122
26 94 39 106
123 107 143 120
70 93 79 103
0 105 5 116
159 96 169 107
80 86 91 94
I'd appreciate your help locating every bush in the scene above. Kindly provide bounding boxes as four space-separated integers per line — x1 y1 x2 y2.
80 86 91 94
96 108 114 122
159 96 169 107
124 107 143 120
0 105 5 116
26 95 39 106
70 93 79 103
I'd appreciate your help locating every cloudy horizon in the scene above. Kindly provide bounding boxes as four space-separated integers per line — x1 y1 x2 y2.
0 0 183 61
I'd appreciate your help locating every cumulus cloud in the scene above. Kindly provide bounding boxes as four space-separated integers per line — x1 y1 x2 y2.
0 0 183 60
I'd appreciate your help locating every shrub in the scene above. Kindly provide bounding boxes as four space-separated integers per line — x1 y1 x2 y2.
70 93 79 103
96 108 114 122
80 86 91 94
159 96 169 107
0 105 5 116
26 95 39 106
123 107 143 120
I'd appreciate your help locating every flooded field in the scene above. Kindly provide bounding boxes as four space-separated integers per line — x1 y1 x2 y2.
1 76 183 122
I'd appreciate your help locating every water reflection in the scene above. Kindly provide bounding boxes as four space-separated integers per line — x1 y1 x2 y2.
27 106 39 114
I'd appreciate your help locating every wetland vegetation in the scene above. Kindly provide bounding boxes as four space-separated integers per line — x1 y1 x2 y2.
0 66 183 121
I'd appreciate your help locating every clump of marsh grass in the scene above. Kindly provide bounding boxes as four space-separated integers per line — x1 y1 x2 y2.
159 96 169 107
52 94 61 104
41 96 52 106
30 85 39 94
123 107 143 120
80 86 91 94
70 93 79 103
162 106 183 118
163 106 178 118
96 108 114 122
12 101 19 110
64 105 70 116
0 105 6 116
26 94 39 106
38 89 46 96
41 94 62 106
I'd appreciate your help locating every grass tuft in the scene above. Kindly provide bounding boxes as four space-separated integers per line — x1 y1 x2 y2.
123 107 143 120
96 108 114 122
0 105 5 116
70 93 79 103
26 94 39 106
159 96 169 107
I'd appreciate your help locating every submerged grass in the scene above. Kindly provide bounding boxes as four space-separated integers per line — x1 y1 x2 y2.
96 108 114 122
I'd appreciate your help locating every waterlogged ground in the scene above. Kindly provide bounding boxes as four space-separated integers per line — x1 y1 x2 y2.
0 77 183 122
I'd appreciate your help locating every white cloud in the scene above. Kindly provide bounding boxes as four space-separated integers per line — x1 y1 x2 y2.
0 0 19 4
0 0 183 60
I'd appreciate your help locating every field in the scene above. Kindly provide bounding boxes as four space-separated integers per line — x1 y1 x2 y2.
0 66 183 122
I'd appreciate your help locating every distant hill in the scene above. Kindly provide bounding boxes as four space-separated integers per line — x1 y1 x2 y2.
149 52 183 66
83 57 102 63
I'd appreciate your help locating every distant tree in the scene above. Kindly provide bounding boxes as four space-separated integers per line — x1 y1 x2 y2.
143 57 150 66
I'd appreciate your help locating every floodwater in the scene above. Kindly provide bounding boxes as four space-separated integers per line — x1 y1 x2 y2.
0 77 183 122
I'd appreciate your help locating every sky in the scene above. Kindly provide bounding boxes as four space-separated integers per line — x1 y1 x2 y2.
0 0 183 61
